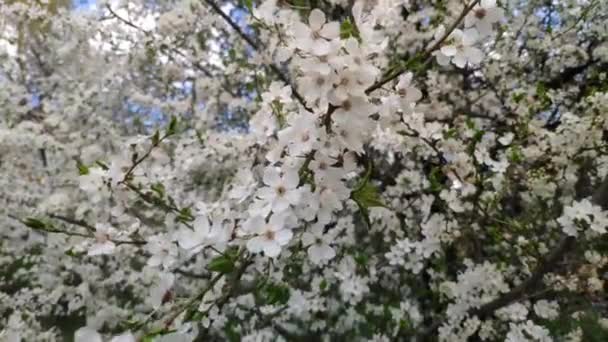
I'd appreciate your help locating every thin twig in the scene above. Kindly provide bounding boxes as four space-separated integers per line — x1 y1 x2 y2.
202 0 312 112
365 0 481 94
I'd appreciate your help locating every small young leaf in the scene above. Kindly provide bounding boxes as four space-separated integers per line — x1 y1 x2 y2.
151 130 160 146
77 162 89 175
166 116 178 135
24 218 47 230
207 255 235 273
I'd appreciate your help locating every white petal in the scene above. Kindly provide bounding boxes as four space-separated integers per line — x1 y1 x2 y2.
293 22 311 40
309 9 326 31
274 229 293 245
301 232 315 245
466 47 484 64
463 28 479 45
440 45 457 56
243 215 266 234
452 54 467 68
481 0 496 8
272 197 290 212
263 167 281 186
320 22 340 39
464 14 475 28
74 327 103 342
264 241 282 257
257 186 275 200
110 333 136 342
88 241 115 256
246 236 265 253
312 39 331 56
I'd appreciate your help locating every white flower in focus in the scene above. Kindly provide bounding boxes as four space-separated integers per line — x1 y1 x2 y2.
302 223 336 265
332 114 368 153
341 37 380 85
437 29 483 68
107 154 131 187
465 0 504 36
257 166 301 213
88 224 117 256
261 81 292 105
309 151 341 185
148 273 175 309
293 9 340 56
533 300 559 320
229 168 257 203
278 112 319 156
146 234 178 269
244 214 293 258
557 198 608 236
176 215 211 252
395 72 422 114
297 71 336 110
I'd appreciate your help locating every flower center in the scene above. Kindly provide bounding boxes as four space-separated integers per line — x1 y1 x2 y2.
342 100 352 111
276 185 286 196
301 131 310 142
316 77 325 86
475 8 487 19
264 230 275 240
95 232 109 243
319 161 328 170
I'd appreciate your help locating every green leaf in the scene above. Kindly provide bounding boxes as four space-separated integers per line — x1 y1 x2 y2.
351 160 385 226
340 18 360 40
261 283 290 305
243 0 253 12
24 218 47 230
151 129 160 146
352 181 386 208
151 182 165 198
207 255 235 273
177 207 195 223
77 162 89 175
429 167 444 192
166 116 178 135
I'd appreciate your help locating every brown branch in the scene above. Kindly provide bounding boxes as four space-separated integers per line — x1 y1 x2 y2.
201 0 312 112
365 0 481 94
417 175 608 339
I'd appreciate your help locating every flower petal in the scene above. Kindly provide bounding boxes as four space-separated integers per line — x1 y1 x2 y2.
309 9 326 31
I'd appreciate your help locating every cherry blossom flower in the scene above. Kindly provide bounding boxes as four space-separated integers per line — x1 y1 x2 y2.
261 81 292 104
395 72 423 114
256 166 301 213
176 215 212 252
88 224 117 256
243 214 293 258
148 273 175 309
277 112 319 156
302 223 336 265
465 0 505 37
293 9 340 56
436 28 483 68
146 233 178 269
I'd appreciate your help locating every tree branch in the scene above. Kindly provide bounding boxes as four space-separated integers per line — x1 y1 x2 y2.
202 0 312 112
